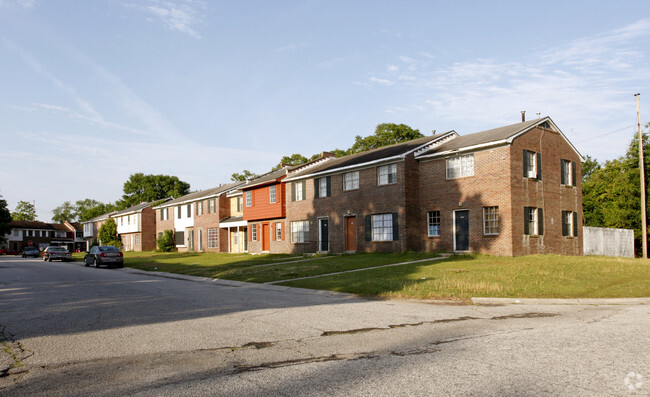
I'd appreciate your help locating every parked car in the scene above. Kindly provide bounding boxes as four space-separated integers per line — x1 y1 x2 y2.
0 248 19 255
21 246 40 258
84 245 124 268
42 246 72 262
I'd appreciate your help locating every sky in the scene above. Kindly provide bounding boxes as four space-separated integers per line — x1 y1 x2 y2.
1 0 650 222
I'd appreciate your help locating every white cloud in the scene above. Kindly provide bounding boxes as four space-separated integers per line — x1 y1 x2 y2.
127 0 206 39
369 77 394 86
387 65 398 72
0 0 35 10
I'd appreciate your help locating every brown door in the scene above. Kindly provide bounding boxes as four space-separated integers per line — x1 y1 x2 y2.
345 216 357 251
262 223 270 251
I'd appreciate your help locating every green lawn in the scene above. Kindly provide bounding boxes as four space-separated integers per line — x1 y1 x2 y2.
72 251 650 302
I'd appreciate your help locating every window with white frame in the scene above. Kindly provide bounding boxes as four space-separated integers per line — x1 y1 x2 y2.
562 211 578 237
269 185 277 204
251 224 257 241
446 154 475 179
561 159 575 186
372 213 394 241
135 234 140 245
177 206 182 219
293 182 305 201
246 191 252 207
523 150 542 180
377 164 397 185
427 211 440 237
318 177 328 197
186 204 191 217
208 199 216 214
161 208 168 221
208 228 218 248
290 221 309 243
236 197 243 212
276 222 282 240
175 231 184 246
524 207 544 235
343 171 359 190
196 201 203 216
483 207 499 235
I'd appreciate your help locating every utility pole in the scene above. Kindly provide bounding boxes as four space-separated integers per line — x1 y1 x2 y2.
635 93 647 259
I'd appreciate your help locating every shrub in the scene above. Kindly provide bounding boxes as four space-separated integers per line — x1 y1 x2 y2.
157 230 175 252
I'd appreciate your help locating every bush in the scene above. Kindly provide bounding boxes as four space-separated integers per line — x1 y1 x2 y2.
157 230 175 252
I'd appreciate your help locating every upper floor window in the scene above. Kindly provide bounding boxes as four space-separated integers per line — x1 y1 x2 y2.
483 206 499 235
427 211 440 237
177 206 182 219
562 211 578 237
446 154 474 179
378 164 397 185
523 150 542 180
186 204 191 218
561 159 576 186
160 208 168 221
343 171 359 191
315 176 331 198
524 207 544 236
208 199 216 214
246 191 252 207
196 201 203 216
236 197 243 212
269 185 277 204
291 181 306 201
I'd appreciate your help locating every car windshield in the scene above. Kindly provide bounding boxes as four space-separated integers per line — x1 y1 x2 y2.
49 247 67 252
25 247 37 251
99 246 119 252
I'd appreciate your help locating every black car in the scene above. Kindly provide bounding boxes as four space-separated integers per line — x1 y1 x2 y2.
84 245 124 268
21 246 40 258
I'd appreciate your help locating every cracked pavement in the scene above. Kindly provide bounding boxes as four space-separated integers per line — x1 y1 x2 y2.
0 256 648 396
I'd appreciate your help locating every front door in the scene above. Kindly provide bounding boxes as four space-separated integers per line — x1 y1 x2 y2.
454 210 469 251
319 218 329 252
345 216 357 251
262 223 270 252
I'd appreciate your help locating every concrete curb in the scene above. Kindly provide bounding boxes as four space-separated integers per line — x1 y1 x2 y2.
471 297 650 305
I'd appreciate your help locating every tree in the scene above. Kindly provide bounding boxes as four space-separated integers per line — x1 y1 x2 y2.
52 201 76 223
274 154 309 170
231 170 256 182
0 199 12 243
349 123 423 154
156 230 175 252
98 218 121 247
117 173 190 209
75 199 116 222
12 200 36 221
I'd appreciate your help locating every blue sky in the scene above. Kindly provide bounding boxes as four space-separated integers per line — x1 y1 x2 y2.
1 0 650 222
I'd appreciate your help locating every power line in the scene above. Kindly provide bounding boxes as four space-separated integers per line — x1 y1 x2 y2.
576 125 635 144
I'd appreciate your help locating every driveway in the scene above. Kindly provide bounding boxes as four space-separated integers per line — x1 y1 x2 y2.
0 256 647 396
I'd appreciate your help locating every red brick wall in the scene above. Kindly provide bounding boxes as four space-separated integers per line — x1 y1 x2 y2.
155 207 175 250
141 207 157 251
194 197 224 253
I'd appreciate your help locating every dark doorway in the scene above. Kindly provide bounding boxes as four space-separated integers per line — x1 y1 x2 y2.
319 218 329 252
454 210 469 251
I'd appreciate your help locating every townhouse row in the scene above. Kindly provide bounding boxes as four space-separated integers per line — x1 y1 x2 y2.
2 220 85 252
83 117 584 256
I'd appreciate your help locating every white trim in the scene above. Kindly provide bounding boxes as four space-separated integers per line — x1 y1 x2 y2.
219 220 248 228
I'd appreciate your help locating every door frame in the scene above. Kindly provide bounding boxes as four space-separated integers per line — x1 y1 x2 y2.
261 223 270 252
344 215 357 252
318 217 329 252
453 210 470 252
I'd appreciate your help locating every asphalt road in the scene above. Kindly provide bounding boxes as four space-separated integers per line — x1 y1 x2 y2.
0 256 648 396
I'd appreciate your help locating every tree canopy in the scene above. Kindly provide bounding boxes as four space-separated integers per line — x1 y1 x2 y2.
75 199 117 222
231 170 256 182
12 200 36 221
274 154 309 170
98 218 121 247
52 201 76 223
117 173 190 209
349 123 424 154
0 199 12 243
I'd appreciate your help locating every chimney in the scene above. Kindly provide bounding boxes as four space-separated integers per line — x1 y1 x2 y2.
521 111 526 122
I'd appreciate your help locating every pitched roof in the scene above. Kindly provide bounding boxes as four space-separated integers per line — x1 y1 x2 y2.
9 220 55 229
286 134 446 180
112 201 155 216
241 167 293 189
84 211 118 224
154 181 244 208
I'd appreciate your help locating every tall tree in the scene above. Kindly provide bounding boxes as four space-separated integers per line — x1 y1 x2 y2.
52 201 76 223
98 218 121 247
0 199 12 243
117 173 190 209
75 199 116 222
274 154 309 170
12 200 36 221
349 123 423 154
231 170 256 182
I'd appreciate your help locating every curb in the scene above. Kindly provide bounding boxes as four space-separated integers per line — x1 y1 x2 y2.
471 297 650 305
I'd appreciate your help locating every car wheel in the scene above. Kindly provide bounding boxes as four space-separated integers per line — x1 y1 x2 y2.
94 257 99 268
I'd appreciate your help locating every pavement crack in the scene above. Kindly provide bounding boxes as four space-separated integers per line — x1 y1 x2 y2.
0 325 32 380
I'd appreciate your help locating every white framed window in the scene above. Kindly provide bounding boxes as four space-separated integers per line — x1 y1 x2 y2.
208 228 218 248
483 206 499 235
196 201 203 216
343 171 359 191
127 215 130 225
290 221 309 243
318 178 328 197
561 159 575 186
208 199 216 214
135 234 140 245
427 211 440 237
276 222 282 240
524 207 544 235
177 206 182 219
236 197 243 212
446 154 475 179
246 191 252 207
175 231 184 246
372 213 394 241
186 204 191 218
377 164 397 185
293 182 305 201
269 185 277 204
160 208 168 221
562 211 578 237
251 224 257 241
523 150 542 180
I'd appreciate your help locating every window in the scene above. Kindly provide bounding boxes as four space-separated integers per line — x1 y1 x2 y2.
127 215 130 225
186 204 191 218
315 176 331 198
175 231 185 246
208 228 218 248
246 191 252 207
562 211 578 237
196 201 203 216
561 159 576 186
427 211 440 237
177 206 182 219
251 224 257 241
343 171 359 191
120 217 123 226
290 221 309 243
378 164 397 185
209 199 216 214
135 235 140 245
446 154 475 179
236 197 243 212
292 181 306 201
276 222 282 241
13 230 19 236
41 230 46 237
269 185 277 204
524 207 544 235
371 213 395 241
483 207 499 235
523 150 542 180
160 208 168 221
